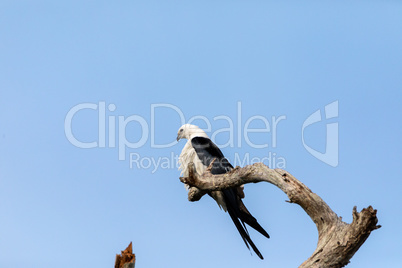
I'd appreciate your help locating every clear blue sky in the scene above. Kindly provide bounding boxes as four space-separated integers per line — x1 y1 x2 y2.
1 1 401 267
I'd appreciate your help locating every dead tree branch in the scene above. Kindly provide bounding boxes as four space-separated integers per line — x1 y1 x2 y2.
179 162 380 268
115 242 136 268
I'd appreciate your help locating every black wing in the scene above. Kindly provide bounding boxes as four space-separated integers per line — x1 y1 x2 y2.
191 136 232 174
191 137 269 259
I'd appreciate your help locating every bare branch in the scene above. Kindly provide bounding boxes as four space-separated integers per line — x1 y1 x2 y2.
179 162 380 267
115 242 135 268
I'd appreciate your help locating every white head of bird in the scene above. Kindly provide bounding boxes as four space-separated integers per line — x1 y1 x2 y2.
176 124 208 141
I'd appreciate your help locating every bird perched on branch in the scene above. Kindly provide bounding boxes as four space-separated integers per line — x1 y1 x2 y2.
176 124 269 259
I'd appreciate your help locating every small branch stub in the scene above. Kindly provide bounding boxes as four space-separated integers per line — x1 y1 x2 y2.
179 162 380 267
115 242 136 268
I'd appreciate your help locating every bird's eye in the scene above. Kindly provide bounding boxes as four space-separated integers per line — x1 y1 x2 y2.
180 129 183 132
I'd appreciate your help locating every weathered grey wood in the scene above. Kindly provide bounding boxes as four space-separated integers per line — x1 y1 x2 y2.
122 263 135 268
180 162 380 268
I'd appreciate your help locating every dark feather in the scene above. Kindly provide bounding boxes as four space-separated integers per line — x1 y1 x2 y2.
191 136 269 259
191 137 233 174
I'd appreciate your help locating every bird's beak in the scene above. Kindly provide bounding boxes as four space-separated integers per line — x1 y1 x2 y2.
176 133 181 142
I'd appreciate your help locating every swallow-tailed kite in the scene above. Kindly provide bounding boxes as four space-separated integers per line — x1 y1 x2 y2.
177 124 269 259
